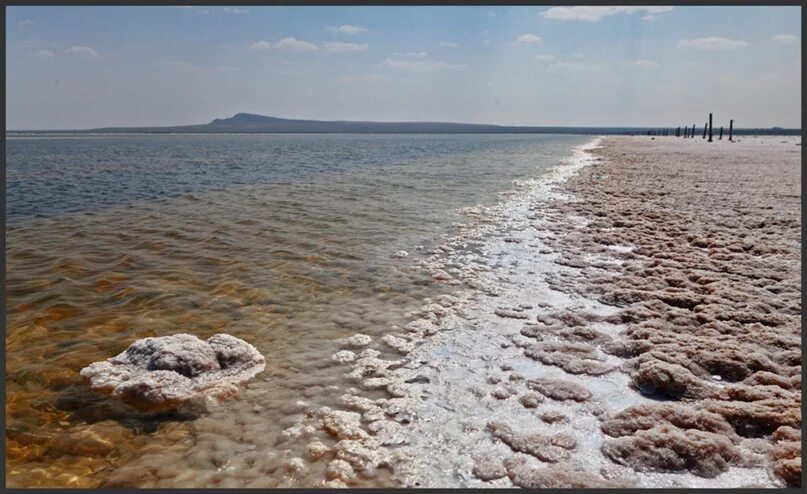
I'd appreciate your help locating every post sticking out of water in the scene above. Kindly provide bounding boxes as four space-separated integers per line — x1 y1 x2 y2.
677 126 681 137
729 120 734 141
702 123 707 139
692 124 696 138
719 126 723 140
708 113 713 142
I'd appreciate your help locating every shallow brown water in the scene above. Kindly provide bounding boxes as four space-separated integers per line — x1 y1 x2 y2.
5 134 587 487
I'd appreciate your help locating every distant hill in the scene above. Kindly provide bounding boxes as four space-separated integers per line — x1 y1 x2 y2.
80 113 617 134
8 112 802 135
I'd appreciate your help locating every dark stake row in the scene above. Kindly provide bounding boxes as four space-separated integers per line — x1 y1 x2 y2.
647 115 734 141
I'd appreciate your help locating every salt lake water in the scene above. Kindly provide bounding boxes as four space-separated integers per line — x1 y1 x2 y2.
5 133 590 487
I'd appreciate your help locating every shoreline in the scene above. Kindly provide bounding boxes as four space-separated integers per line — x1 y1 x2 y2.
309 134 800 487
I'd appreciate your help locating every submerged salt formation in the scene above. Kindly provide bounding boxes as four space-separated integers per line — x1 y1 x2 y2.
80 333 265 413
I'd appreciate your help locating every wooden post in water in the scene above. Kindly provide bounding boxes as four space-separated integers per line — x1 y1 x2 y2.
702 123 707 139
719 126 723 140
692 124 696 138
729 120 734 141
708 113 713 142
677 126 681 137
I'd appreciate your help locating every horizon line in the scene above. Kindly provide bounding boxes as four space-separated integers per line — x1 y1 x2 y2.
5 112 801 133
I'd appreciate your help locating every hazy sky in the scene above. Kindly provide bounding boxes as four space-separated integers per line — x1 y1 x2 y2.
6 6 802 129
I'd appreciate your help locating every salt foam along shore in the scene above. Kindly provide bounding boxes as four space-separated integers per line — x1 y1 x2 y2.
283 135 799 488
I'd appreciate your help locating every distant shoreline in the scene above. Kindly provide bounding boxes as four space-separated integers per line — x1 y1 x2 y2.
6 129 801 136
7 112 800 136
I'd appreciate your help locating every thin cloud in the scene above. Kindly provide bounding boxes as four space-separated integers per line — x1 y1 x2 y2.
32 49 54 60
381 58 466 72
515 34 541 44
250 40 272 50
678 37 748 50
324 41 368 53
18 19 35 26
535 54 554 61
543 6 673 22
222 8 249 14
440 42 460 48
332 24 367 35
274 37 318 51
772 34 799 45
65 46 103 60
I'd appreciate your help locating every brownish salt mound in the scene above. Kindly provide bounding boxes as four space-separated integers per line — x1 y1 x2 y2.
524 342 614 376
504 457 632 488
601 425 740 478
599 404 744 478
771 426 802 487
526 377 591 402
488 421 577 463
80 333 265 413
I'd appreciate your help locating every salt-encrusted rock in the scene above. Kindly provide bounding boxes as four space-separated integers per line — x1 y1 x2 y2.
386 384 407 398
326 459 356 481
361 377 392 390
341 394 382 413
331 350 357 364
504 457 632 488
321 479 348 488
80 333 264 413
540 411 568 424
337 334 372 349
320 409 368 440
281 423 317 440
491 387 511 400
488 421 577 463
772 426 801 487
527 377 591 402
392 250 410 259
334 438 391 472
430 269 452 281
283 456 306 473
473 459 508 481
519 392 544 408
381 335 415 354
494 308 529 320
357 348 381 359
307 440 330 460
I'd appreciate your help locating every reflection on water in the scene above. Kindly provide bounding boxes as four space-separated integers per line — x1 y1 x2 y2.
5 134 587 487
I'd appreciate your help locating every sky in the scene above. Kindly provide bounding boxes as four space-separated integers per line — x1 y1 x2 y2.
5 6 802 130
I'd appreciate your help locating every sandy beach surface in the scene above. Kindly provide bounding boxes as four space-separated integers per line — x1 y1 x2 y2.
295 135 801 488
